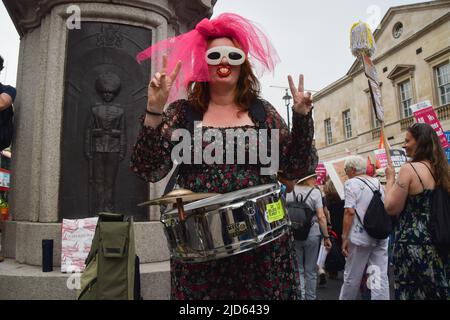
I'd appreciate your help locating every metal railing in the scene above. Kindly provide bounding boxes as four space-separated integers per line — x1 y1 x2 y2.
400 117 415 131
371 127 381 140
437 103 450 121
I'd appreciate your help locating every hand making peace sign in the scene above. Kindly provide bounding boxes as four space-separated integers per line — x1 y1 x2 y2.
147 55 182 112
288 74 313 116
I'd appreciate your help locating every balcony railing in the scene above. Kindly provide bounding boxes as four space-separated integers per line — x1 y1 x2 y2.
399 104 449 131
371 127 381 140
437 103 450 121
400 116 415 131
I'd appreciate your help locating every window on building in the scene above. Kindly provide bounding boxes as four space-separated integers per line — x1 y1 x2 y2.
436 62 450 106
392 22 403 39
371 108 381 129
324 118 332 145
342 110 352 139
399 80 413 118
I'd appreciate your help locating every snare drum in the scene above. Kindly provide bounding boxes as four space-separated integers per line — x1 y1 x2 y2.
161 184 291 263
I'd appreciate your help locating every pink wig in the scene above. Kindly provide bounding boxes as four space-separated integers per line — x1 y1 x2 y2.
137 13 279 102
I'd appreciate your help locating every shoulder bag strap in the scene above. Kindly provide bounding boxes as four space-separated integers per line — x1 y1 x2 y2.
353 179 369 228
164 102 202 195
420 161 437 183
409 163 425 191
355 177 376 193
249 98 268 129
303 187 315 203
355 208 364 227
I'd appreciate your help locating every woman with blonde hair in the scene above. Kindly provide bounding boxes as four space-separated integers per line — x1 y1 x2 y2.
286 173 331 299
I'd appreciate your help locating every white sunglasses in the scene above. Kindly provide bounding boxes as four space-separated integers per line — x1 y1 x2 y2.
205 46 246 66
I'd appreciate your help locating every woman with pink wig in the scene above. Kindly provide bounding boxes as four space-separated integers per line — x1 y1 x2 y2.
131 13 318 300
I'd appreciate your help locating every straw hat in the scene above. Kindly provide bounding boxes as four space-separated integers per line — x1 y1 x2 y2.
296 173 318 184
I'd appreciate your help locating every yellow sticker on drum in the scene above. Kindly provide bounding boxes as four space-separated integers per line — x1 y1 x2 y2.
265 200 285 223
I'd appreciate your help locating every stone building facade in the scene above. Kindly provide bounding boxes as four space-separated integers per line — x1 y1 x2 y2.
314 1 450 162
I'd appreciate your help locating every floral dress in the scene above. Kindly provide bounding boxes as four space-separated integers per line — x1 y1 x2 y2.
393 167 450 300
130 99 318 300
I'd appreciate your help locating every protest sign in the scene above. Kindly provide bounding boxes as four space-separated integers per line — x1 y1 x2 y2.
315 162 327 186
61 217 98 273
410 101 448 149
446 131 450 164
374 149 407 170
324 156 353 200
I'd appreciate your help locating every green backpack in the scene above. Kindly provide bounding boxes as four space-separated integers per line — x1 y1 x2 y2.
77 212 141 300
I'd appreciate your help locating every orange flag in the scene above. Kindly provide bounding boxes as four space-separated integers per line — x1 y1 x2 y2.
375 130 391 169
375 131 384 169
366 156 375 176
378 129 385 149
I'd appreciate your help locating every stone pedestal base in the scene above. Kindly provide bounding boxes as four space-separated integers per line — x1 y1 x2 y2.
0 259 170 300
1 221 170 266
0 220 171 299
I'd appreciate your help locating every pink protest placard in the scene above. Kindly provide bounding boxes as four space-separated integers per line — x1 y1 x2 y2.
374 149 408 170
315 162 327 186
61 217 98 273
411 101 449 149
374 149 388 169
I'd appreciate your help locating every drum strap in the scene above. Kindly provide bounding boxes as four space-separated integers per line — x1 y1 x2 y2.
163 165 181 196
293 187 315 203
163 99 268 195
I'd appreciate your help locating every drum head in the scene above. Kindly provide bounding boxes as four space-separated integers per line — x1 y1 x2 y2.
164 183 279 216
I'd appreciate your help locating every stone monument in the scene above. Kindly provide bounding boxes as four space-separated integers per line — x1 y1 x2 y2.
0 0 216 299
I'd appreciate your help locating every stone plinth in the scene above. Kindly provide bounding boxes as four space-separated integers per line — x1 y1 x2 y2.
2 221 169 266
0 0 215 300
0 259 170 300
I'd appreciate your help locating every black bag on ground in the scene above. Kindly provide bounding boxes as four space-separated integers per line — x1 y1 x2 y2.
286 188 315 241
355 178 392 240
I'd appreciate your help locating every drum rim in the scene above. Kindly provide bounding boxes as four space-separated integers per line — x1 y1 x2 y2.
169 223 290 263
162 183 280 218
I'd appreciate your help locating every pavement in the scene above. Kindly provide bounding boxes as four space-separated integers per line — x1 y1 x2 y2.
0 228 395 301
316 272 345 300
315 267 396 300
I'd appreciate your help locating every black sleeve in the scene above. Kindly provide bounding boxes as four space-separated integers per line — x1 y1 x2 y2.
1 85 17 102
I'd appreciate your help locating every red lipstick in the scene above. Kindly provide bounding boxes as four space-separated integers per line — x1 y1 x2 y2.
216 64 232 78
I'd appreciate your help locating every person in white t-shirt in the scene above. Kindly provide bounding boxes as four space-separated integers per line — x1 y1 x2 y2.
339 156 390 300
286 173 331 300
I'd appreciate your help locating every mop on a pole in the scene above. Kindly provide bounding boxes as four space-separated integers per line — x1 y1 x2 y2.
350 21 392 164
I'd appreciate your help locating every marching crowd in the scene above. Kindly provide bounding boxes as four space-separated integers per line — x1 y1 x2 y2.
284 123 449 300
